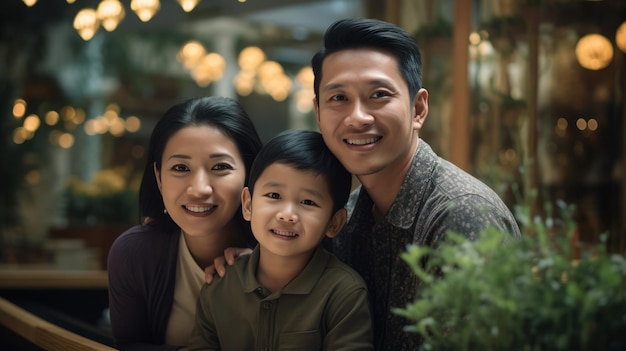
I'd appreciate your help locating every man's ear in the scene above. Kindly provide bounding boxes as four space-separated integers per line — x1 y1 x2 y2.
153 162 162 192
412 88 429 131
325 208 347 239
314 97 321 127
241 187 252 222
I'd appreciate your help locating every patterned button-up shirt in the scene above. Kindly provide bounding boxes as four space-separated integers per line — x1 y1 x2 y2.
331 139 521 351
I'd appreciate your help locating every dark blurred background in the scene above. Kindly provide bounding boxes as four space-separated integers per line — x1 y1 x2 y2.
1 0 624 269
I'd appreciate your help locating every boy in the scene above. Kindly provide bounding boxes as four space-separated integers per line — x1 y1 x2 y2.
188 129 373 351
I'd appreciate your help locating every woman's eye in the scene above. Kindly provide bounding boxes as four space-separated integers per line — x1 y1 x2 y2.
212 163 234 171
172 164 189 172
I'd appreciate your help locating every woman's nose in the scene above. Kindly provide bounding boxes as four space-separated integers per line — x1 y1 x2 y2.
187 172 212 197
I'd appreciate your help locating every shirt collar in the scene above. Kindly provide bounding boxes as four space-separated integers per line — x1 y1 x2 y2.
241 245 330 295
349 139 439 230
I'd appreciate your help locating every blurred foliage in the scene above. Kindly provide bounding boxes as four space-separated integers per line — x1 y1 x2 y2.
65 166 140 225
395 200 626 350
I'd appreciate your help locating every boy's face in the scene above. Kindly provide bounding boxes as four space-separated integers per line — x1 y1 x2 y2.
314 47 428 179
242 162 345 260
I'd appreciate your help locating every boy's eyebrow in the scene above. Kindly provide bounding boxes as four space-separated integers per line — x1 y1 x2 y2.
261 181 325 199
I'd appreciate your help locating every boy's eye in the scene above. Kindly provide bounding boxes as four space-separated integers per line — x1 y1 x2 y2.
301 199 318 207
266 192 280 199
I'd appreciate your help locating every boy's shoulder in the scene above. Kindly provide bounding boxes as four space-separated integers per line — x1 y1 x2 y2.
204 249 255 295
319 249 368 290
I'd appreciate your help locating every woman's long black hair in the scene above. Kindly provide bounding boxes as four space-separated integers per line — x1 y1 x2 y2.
138 96 263 246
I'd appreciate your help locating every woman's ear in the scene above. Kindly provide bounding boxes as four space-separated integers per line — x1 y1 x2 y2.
241 187 252 222
325 208 347 239
153 162 162 192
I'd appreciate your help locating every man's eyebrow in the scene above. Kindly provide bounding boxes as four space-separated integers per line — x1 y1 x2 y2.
323 79 395 92
323 83 344 92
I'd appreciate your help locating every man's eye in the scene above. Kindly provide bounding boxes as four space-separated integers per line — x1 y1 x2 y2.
330 95 347 101
372 91 390 98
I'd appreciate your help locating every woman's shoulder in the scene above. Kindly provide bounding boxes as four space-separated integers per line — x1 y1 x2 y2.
109 224 178 260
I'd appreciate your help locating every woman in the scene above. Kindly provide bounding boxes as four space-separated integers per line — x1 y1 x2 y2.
107 96 263 351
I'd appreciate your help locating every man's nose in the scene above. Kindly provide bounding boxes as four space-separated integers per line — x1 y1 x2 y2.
344 101 374 127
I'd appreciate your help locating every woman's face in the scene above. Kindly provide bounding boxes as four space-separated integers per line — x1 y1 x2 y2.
154 125 246 237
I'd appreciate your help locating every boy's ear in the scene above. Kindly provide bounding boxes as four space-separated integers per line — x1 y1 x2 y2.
241 187 252 222
325 208 347 239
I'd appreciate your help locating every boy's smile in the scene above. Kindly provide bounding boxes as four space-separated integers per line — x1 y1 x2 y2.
242 162 339 260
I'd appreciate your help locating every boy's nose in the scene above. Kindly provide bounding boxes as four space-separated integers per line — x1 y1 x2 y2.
277 204 298 223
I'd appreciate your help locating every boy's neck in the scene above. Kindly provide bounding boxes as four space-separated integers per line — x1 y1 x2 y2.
256 247 315 293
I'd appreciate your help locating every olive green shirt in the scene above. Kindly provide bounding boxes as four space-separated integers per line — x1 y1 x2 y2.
188 245 374 351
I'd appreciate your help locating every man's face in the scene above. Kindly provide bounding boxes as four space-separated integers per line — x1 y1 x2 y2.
314 48 427 180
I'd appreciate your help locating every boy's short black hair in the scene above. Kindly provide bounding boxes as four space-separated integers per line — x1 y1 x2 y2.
248 129 351 214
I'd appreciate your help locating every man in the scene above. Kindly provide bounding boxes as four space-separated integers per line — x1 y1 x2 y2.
312 18 521 350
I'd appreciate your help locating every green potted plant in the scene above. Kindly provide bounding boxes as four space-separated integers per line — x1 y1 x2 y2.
395 200 626 350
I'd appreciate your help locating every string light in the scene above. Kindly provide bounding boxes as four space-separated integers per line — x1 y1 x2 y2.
130 0 160 22
575 34 613 70
73 8 100 41
177 0 200 12
616 21 626 53
97 0 125 32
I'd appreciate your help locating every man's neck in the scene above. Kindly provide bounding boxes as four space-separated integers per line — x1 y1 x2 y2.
358 140 419 218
